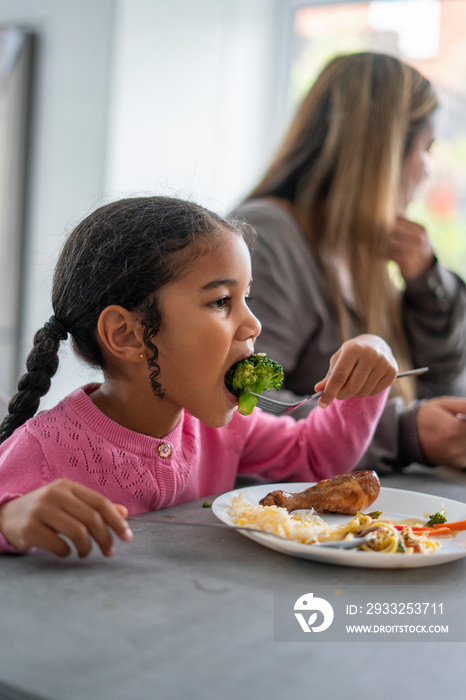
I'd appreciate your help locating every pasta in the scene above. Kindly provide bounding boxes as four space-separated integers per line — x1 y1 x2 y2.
227 493 440 554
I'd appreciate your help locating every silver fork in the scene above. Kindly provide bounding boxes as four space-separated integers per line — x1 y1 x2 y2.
128 516 372 548
248 367 429 414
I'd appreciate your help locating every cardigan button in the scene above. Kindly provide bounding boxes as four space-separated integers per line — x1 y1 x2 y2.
158 443 172 458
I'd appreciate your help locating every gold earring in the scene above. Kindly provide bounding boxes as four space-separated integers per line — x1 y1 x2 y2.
139 354 144 359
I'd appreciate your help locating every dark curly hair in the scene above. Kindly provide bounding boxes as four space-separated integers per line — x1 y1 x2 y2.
0 196 255 443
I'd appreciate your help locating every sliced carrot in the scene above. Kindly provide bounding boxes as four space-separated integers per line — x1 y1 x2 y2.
424 527 452 536
394 525 451 536
433 520 466 531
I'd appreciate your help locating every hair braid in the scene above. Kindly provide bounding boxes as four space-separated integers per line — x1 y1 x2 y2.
0 326 62 443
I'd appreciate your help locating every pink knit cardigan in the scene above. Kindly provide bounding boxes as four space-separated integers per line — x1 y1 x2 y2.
0 384 387 552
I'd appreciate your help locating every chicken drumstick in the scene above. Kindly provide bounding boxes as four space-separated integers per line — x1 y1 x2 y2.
259 470 380 515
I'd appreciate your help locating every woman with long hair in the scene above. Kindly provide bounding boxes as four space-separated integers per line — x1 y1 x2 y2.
233 51 466 472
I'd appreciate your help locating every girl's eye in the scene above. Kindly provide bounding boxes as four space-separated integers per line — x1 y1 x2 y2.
210 296 231 310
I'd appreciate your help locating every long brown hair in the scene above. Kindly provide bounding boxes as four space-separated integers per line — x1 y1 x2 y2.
248 52 438 403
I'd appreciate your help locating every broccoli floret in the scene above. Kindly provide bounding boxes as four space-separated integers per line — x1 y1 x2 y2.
426 511 447 526
225 352 284 415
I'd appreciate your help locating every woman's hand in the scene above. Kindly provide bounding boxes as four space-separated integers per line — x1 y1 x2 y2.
0 479 133 557
314 334 398 408
389 215 435 281
417 398 466 469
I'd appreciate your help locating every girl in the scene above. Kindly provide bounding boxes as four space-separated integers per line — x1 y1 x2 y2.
0 196 397 558
232 52 466 472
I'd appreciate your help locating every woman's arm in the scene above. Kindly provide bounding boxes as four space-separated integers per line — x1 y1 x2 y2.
402 261 466 397
390 214 466 397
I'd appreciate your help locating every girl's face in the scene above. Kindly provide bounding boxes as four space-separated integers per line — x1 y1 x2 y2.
398 120 435 213
153 231 261 427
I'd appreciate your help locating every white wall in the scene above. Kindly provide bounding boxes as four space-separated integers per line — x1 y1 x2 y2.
0 0 288 408
105 0 286 214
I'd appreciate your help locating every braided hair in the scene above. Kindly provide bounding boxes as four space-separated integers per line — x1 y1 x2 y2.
0 196 254 443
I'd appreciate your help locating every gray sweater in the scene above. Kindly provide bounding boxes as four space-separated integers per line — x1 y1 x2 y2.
232 198 466 472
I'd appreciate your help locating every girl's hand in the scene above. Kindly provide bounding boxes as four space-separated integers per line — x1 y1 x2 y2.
314 334 398 408
389 216 435 281
0 479 133 558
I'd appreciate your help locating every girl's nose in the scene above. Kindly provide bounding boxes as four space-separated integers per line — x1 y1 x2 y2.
241 305 261 341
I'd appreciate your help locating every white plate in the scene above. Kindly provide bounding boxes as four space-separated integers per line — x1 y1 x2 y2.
212 483 466 569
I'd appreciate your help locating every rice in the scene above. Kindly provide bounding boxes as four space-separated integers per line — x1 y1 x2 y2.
227 493 360 544
226 492 440 553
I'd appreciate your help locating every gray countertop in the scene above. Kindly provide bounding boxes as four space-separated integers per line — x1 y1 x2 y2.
1 465 466 700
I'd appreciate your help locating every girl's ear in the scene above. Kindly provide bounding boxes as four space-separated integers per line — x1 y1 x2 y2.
97 305 145 363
